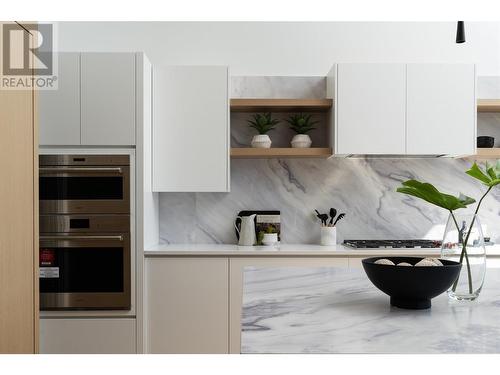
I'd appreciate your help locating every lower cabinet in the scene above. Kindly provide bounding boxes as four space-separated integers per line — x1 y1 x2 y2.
146 257 229 353
40 318 136 354
145 256 349 354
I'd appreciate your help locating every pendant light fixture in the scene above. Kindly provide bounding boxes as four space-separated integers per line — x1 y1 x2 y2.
456 21 465 43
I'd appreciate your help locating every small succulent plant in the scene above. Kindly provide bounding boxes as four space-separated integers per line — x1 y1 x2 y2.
247 113 280 134
286 113 318 134
265 224 277 234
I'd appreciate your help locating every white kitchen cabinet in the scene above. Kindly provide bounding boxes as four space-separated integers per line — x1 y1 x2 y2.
39 52 80 145
81 53 136 145
40 318 136 354
146 257 229 353
153 66 229 192
406 64 476 155
228 257 348 354
336 64 406 154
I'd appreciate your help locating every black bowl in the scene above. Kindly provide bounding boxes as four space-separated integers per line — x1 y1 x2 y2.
362 257 461 309
477 136 495 148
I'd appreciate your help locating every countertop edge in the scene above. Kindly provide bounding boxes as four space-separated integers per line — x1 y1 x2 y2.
143 244 500 257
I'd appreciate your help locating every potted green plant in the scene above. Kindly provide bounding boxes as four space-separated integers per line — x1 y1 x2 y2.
286 113 318 148
247 113 280 148
396 161 500 301
261 225 278 246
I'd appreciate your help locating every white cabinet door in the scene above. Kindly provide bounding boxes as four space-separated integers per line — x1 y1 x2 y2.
81 53 136 145
228 257 348 354
336 64 406 154
153 66 229 192
146 257 229 353
39 52 80 145
407 64 476 155
40 318 136 354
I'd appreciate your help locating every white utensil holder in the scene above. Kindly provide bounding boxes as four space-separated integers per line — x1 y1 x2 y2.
320 226 337 246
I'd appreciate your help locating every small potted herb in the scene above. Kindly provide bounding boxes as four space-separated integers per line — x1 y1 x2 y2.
247 113 280 148
286 113 318 148
261 225 278 246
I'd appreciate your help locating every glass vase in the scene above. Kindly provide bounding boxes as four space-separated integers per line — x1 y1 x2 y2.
440 213 486 301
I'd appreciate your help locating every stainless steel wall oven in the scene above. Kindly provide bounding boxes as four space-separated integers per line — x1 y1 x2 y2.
39 155 131 310
39 155 130 214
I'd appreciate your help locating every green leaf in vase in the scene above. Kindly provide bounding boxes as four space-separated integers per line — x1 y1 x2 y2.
466 162 500 188
396 180 475 211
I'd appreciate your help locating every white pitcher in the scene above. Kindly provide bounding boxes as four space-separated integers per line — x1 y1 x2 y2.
235 214 257 246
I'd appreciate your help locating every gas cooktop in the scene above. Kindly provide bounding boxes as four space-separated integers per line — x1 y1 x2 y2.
343 239 442 249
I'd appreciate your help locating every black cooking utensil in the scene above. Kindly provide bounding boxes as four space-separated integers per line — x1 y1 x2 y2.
328 208 337 225
315 210 329 226
332 213 345 226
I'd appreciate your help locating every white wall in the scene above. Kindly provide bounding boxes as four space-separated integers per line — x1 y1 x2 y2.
57 22 500 76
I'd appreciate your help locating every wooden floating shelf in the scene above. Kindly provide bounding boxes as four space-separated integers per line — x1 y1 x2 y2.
469 148 500 159
230 147 332 158
477 99 500 112
230 98 333 113
230 98 500 112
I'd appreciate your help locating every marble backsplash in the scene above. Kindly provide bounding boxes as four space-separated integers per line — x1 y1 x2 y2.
159 76 500 245
159 157 500 245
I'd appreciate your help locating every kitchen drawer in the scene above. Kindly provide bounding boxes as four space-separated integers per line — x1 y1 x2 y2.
40 318 136 354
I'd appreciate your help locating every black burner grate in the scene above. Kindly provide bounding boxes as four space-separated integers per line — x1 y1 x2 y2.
343 239 442 249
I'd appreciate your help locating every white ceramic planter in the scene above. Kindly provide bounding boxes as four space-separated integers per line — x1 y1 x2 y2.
262 233 278 246
251 134 272 148
320 226 337 246
291 134 312 148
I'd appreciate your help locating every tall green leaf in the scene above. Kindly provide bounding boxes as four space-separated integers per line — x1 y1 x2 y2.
396 180 475 211
466 162 500 188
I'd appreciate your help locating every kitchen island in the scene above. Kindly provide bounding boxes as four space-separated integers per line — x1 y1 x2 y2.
241 266 500 353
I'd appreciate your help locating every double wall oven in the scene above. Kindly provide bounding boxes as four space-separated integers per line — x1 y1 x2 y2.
39 155 131 310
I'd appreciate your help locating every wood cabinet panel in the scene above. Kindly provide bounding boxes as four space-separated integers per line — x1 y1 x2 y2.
0 22 38 353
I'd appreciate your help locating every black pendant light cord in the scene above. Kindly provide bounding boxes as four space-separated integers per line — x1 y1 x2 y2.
456 21 465 43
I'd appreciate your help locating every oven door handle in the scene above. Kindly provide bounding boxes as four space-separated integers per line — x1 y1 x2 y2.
39 167 123 174
40 235 123 241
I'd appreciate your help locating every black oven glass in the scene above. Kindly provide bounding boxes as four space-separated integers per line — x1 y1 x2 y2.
40 247 124 293
39 177 123 200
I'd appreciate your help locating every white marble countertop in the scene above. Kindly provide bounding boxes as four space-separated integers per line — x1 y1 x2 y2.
241 266 500 353
144 243 500 257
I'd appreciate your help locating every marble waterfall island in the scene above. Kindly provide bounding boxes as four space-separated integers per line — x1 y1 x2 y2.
241 267 500 353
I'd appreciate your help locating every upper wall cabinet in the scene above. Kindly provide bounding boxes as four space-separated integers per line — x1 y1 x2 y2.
39 52 138 146
406 64 476 155
39 53 81 145
333 63 476 156
81 53 136 145
153 66 229 192
336 64 406 154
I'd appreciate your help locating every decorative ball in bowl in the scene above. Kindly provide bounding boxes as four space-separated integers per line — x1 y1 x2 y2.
362 257 461 309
